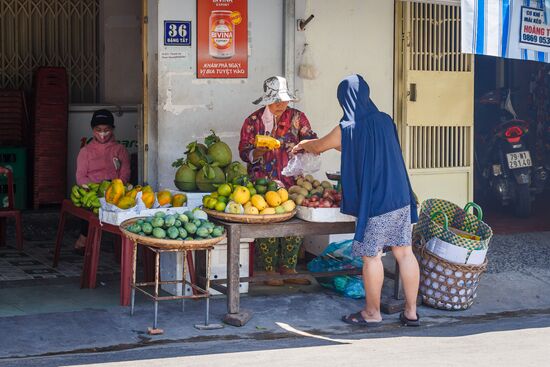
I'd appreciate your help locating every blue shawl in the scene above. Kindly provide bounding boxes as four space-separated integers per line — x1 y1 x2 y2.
338 75 418 244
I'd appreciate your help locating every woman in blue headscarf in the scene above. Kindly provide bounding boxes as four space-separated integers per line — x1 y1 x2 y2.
293 74 420 327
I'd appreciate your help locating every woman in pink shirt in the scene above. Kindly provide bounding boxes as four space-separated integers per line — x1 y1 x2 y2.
74 109 130 252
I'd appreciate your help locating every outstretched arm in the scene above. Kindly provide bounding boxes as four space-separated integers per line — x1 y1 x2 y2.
292 125 341 155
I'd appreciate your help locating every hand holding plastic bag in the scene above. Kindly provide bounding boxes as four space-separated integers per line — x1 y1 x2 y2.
282 153 321 177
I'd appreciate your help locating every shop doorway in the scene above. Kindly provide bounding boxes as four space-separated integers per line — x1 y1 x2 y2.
394 1 475 207
0 0 145 283
473 56 550 234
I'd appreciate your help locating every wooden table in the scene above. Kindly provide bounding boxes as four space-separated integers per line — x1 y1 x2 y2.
196 218 404 327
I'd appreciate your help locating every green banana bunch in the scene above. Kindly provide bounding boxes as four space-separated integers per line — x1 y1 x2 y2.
70 183 103 214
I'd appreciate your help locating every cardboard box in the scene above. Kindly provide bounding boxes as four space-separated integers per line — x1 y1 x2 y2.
161 239 253 296
99 206 191 226
426 237 487 265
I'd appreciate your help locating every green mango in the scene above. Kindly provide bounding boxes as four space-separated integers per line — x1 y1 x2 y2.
184 222 197 235
167 226 179 239
164 214 176 227
128 224 141 234
154 211 166 218
152 227 166 239
178 214 189 223
184 211 195 221
212 227 224 237
174 219 182 228
178 227 188 239
193 219 202 228
142 222 153 235
196 227 209 238
151 217 165 228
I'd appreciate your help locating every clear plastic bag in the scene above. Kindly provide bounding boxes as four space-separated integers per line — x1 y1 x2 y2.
282 153 321 177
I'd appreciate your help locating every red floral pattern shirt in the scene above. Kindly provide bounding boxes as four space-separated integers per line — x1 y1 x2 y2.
239 107 317 188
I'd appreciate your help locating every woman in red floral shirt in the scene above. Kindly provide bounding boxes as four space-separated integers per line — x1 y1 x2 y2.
239 76 317 286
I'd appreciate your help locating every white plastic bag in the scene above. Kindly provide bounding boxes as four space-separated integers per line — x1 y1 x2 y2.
298 43 319 80
282 153 321 177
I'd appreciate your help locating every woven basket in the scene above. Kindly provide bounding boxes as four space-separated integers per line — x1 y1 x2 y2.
119 217 226 250
414 235 487 311
203 209 296 224
415 199 493 251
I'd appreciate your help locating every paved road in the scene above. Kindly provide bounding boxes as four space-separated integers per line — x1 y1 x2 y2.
3 313 549 367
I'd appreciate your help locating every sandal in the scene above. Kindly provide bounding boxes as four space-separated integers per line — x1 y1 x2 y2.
399 311 420 327
341 312 383 327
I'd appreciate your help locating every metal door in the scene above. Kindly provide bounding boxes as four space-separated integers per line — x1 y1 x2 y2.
395 1 474 206
0 0 99 102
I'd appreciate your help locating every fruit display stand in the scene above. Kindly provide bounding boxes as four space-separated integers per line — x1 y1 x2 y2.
120 218 226 334
192 218 408 327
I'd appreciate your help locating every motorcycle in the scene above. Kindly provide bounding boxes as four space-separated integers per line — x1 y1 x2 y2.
476 90 548 217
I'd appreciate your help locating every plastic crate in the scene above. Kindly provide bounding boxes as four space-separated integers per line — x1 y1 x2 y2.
0 147 27 179
0 176 27 209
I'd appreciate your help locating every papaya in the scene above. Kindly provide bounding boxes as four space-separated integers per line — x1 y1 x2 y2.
172 193 187 207
125 188 139 200
116 196 136 210
142 185 154 193
157 190 172 206
105 179 125 205
141 191 155 209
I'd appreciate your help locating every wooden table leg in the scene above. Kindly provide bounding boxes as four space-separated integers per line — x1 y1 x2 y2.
222 225 251 327
120 237 134 306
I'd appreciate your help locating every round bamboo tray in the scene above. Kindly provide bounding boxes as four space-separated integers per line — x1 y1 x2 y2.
203 209 296 224
119 217 226 250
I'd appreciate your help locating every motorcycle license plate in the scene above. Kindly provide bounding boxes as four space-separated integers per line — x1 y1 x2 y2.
506 151 532 169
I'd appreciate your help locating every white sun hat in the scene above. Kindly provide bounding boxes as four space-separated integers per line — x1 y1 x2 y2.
252 76 298 105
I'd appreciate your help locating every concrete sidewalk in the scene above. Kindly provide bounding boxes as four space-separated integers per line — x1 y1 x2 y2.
1 265 550 359
1 211 550 360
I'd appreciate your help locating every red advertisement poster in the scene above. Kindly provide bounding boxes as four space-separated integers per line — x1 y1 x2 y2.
197 0 248 79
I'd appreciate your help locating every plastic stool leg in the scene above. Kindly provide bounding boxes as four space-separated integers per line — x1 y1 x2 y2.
15 211 23 251
0 218 6 247
88 225 103 288
53 209 67 267
120 238 134 306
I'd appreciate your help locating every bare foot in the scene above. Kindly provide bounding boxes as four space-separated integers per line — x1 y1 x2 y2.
404 309 418 321
361 310 382 323
74 235 87 249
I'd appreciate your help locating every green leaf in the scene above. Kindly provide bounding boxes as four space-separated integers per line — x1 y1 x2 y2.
204 129 221 148
185 141 198 154
207 166 215 180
